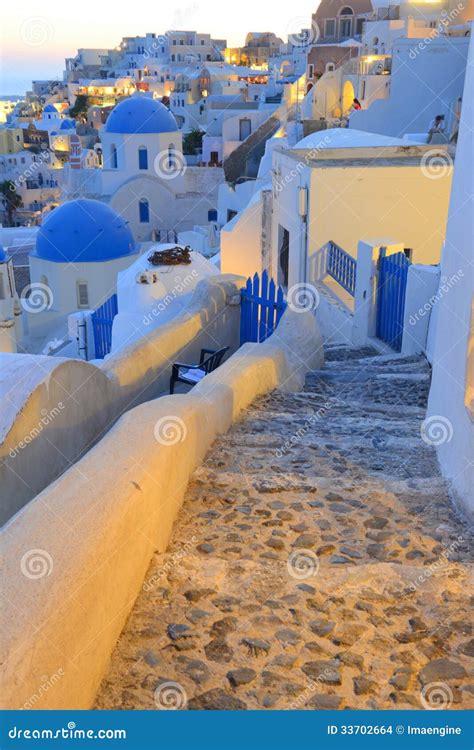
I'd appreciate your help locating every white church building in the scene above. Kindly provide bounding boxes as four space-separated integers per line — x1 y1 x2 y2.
27 198 139 340
68 94 224 243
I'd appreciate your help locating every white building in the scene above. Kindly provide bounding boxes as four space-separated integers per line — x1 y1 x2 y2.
427 29 473 516
304 13 471 136
0 149 62 225
350 35 471 137
79 94 224 242
221 128 453 284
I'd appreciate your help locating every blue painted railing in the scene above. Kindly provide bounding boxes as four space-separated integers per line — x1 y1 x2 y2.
376 250 410 352
92 293 118 359
327 241 357 296
240 271 287 345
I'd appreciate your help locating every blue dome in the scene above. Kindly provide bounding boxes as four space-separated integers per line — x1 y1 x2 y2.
34 200 137 263
104 95 178 134
43 104 58 113
60 119 75 130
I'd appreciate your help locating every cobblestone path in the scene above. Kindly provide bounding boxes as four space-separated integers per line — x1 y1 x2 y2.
96 346 473 710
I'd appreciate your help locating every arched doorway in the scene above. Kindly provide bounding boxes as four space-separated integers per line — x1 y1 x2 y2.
342 80 355 114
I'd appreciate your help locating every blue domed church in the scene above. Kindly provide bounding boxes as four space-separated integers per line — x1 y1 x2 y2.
97 95 186 242
27 199 139 337
78 93 222 243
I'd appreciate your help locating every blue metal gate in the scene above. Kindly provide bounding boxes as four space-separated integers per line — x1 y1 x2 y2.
240 271 287 345
376 251 410 352
92 293 118 359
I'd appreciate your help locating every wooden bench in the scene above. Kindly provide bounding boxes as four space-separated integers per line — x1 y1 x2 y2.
169 347 229 394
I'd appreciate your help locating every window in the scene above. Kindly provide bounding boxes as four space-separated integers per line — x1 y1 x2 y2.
339 17 352 36
360 80 366 100
167 144 176 170
308 64 314 79
138 146 148 170
355 17 365 35
227 209 237 222
324 19 336 37
339 6 353 36
111 144 118 168
76 281 89 308
326 62 336 73
208 209 217 221
139 198 149 223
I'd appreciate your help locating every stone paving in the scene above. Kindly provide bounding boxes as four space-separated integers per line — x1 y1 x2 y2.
96 346 474 710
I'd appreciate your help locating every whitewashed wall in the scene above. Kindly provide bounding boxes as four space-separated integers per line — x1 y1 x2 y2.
427 30 474 516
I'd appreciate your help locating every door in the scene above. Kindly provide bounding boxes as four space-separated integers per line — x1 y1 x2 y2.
239 118 251 141
278 227 290 288
340 18 352 37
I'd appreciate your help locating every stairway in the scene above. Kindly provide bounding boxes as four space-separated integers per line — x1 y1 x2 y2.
96 346 473 711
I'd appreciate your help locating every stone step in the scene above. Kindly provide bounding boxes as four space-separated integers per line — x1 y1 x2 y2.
324 345 379 362
95 339 473 712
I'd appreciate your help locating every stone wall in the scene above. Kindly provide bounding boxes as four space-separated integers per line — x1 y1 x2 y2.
0 309 323 710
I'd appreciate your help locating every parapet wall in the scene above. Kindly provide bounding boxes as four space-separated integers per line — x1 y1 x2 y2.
0 307 323 710
0 275 243 523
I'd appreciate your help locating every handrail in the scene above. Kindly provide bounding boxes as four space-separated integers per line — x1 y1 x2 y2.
326 240 357 296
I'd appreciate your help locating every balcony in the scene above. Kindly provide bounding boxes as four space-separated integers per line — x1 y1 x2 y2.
344 55 391 76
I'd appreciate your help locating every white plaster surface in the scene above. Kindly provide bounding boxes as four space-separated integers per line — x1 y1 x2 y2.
0 275 243 522
0 308 323 710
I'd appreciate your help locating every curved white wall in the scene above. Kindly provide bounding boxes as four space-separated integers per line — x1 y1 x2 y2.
0 275 243 523
0 309 323 710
